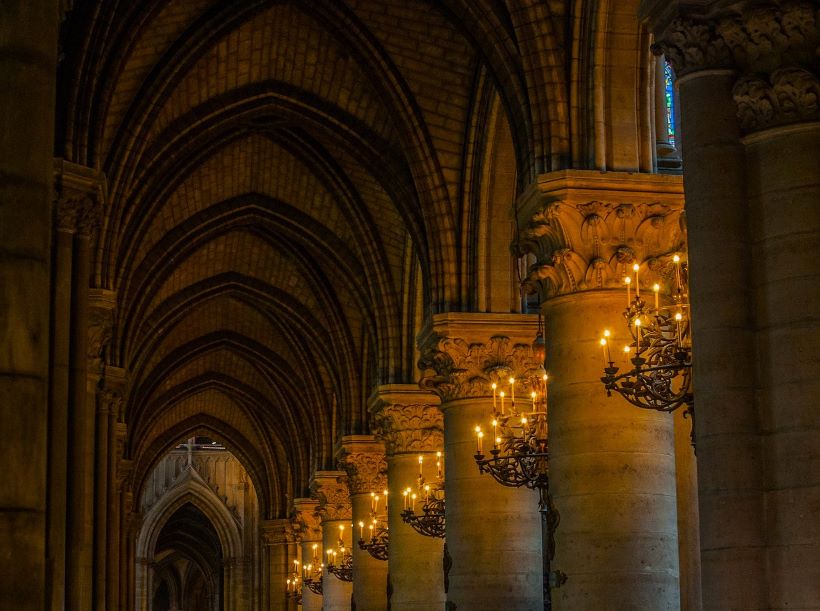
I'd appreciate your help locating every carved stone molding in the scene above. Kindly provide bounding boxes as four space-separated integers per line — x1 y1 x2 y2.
310 471 352 522
291 498 323 543
515 171 686 301
734 65 820 130
53 158 106 237
652 1 819 76
369 386 443 455
650 1 820 132
88 289 117 378
260 518 295 546
336 436 387 496
417 313 542 403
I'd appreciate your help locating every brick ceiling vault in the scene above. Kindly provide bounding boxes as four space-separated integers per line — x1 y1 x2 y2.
57 0 575 517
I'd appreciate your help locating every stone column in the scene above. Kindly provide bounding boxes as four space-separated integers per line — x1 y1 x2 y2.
0 2 58 607
647 4 820 608
261 519 295 611
369 385 446 611
291 498 324 611
418 314 544 611
337 436 388 611
516 171 686 610
64 169 106 611
311 470 352 611
46 180 80 611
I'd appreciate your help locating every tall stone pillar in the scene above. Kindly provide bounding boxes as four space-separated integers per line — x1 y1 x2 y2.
369 384 446 611
418 314 544 611
647 3 820 608
311 470 353 611
516 171 686 610
337 435 388 611
261 519 296 611
0 1 58 605
291 498 324 611
62 166 106 611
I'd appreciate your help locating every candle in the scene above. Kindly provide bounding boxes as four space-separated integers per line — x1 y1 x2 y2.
411 493 417 512
653 283 660 311
673 254 682 292
625 275 632 305
492 419 498 444
418 455 423 476
492 382 497 413
370 491 376 513
424 484 430 504
623 345 631 363
509 377 516 412
499 391 505 414
402 489 408 509
374 495 380 514
383 489 388 510
600 337 609 366
542 374 548 402
478 430 484 453
675 311 683 347
358 521 364 539
633 263 640 296
436 451 442 478
635 318 642 353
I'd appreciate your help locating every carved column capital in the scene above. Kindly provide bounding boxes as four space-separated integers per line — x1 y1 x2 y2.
417 313 542 403
648 1 820 132
260 518 296 546
310 471 352 522
53 158 106 238
369 385 443 455
291 498 323 542
88 289 117 379
336 436 387 495
515 171 686 301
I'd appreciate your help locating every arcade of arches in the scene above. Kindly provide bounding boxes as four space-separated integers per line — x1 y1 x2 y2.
1 1 818 610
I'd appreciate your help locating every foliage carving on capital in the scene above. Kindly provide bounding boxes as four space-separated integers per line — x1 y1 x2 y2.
311 474 352 521
652 1 819 77
87 291 117 378
372 404 444 456
291 501 323 543
418 334 542 402
260 519 295 546
518 199 685 300
734 65 820 130
53 159 106 238
337 450 387 496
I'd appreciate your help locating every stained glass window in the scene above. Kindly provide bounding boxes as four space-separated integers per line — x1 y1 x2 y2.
664 62 676 146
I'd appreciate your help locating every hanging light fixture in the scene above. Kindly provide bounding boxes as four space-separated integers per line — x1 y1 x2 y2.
301 544 324 595
326 524 353 582
358 490 389 560
286 560 303 604
599 255 694 442
400 452 445 539
472 317 566 601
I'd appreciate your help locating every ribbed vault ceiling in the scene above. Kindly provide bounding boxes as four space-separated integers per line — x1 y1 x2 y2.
60 0 546 518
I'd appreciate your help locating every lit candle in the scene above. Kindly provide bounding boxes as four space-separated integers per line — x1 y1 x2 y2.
358 521 364 539
383 489 388 510
653 283 660 311
478 430 484 453
491 382 497 413
635 317 642 353
411 493 417 512
492 419 498 444
312 543 318 564
603 329 612 362
370 491 376 513
474 425 482 453
375 495 381 514
424 484 430 504
543 374 548 405
623 345 631 363
436 451 442 478
673 254 682 292
402 489 408 509
509 377 516 412
625 275 632 305
675 311 683 347
600 337 609 366
418 454 423 476
531 391 537 409
499 391 505 415
633 263 640 297
369 523 374 539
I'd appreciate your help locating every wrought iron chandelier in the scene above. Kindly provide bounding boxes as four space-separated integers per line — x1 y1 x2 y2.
472 319 566 606
326 525 353 582
400 453 445 539
301 544 324 595
358 491 388 560
599 255 694 441
286 560 302 605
